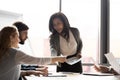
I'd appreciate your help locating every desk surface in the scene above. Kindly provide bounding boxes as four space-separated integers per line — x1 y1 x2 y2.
26 73 120 80
26 65 120 80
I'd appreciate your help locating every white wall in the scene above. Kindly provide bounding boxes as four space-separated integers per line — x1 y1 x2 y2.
0 10 23 29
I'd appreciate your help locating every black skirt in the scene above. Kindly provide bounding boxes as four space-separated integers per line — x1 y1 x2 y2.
57 61 82 73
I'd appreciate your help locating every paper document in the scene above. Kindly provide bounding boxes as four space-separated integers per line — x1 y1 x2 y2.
47 73 67 77
66 57 81 65
105 53 120 74
83 72 114 76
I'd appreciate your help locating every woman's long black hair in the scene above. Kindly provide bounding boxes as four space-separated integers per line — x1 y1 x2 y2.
49 12 71 41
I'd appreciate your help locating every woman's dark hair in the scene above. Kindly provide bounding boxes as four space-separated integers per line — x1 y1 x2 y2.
49 12 71 41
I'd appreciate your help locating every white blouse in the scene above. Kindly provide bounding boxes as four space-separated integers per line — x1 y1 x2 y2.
60 30 77 56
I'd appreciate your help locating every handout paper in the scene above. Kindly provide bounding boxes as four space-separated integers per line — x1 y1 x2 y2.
66 57 81 65
105 53 120 74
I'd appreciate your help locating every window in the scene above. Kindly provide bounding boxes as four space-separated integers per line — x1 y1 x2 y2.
0 10 22 29
62 0 100 64
110 0 120 58
0 0 59 57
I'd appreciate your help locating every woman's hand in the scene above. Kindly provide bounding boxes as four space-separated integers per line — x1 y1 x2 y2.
52 56 66 63
21 66 49 77
76 53 82 59
21 70 48 77
21 71 41 77
35 67 48 76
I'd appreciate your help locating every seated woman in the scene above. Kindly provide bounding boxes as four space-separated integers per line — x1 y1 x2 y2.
0 26 66 80
49 12 83 73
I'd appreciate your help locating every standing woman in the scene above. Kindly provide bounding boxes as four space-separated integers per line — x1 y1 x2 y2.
0 26 66 80
49 12 83 73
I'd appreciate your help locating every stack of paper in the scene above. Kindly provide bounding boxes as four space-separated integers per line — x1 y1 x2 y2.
83 72 114 76
66 57 81 65
47 73 67 77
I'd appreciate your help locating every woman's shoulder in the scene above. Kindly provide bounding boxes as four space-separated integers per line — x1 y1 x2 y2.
5 48 18 57
9 48 25 56
9 48 18 53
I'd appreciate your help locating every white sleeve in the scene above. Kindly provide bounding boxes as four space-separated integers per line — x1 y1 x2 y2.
15 50 52 65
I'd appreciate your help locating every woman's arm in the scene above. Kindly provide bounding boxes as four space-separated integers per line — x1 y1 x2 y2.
75 28 83 54
15 50 66 65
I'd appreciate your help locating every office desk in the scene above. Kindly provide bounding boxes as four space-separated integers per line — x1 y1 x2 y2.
25 65 120 80
26 73 120 80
